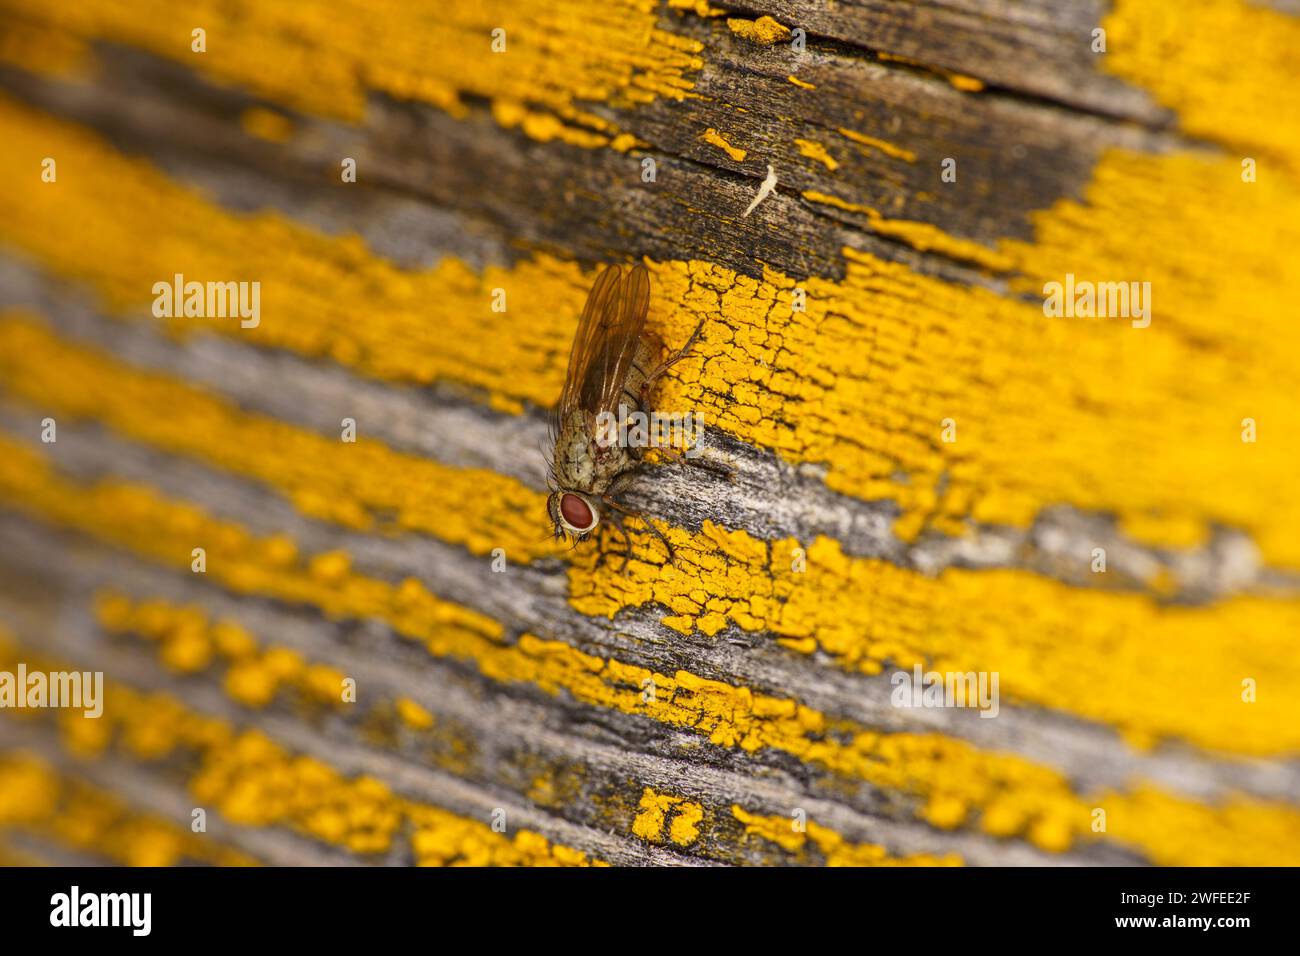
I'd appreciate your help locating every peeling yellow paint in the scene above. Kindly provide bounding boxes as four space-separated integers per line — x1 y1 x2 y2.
701 127 747 162
92 591 492 782
395 698 436 731
0 0 1297 874
568 524 1300 756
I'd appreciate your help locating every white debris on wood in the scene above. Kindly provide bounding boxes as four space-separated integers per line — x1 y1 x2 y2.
743 164 778 217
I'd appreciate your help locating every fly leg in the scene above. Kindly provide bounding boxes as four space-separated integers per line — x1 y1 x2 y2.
641 318 706 404
650 443 736 481
600 510 633 575
636 318 717 474
626 379 735 481
600 494 676 565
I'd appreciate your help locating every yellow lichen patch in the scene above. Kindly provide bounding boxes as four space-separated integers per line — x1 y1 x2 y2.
569 523 1300 756
239 107 294 144
0 0 704 148
0 751 256 866
0 444 1296 864
0 634 601 866
94 592 490 779
395 697 436 731
409 810 600 867
731 806 962 866
727 16 791 45
667 0 728 17
835 127 917 163
946 74 984 92
875 50 987 93
490 100 611 149
0 17 88 75
0 93 592 416
0 433 508 654
4 97 1299 569
0 841 45 866
95 591 348 711
16 312 1297 759
701 127 747 162
3 120 1300 753
802 190 1014 270
1100 784 1300 868
632 787 704 846
663 152 1299 566
0 314 558 561
794 138 839 171
1103 0 1299 165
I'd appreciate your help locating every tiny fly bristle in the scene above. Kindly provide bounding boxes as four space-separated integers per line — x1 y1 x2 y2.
537 433 559 491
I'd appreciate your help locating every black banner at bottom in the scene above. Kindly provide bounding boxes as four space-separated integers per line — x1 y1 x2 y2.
0 866 1289 942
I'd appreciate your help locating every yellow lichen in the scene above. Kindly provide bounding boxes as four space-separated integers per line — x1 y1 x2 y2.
0 751 255 866
239 106 294 143
4 95 1298 569
794 138 839 171
731 806 962 866
0 632 603 866
701 127 747 162
0 0 704 148
0 448 1295 864
835 127 917 163
632 788 704 846
727 16 791 45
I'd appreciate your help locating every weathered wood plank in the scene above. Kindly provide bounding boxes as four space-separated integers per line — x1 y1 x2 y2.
0 0 1298 869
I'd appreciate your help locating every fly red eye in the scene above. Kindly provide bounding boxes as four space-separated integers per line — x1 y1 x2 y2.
560 493 594 531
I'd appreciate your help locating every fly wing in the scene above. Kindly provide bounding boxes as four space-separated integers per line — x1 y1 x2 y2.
557 263 620 420
559 263 650 421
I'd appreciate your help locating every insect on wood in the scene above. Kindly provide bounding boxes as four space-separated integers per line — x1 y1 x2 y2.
547 262 704 566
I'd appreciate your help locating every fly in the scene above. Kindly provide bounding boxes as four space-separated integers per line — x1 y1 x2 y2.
546 262 704 566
